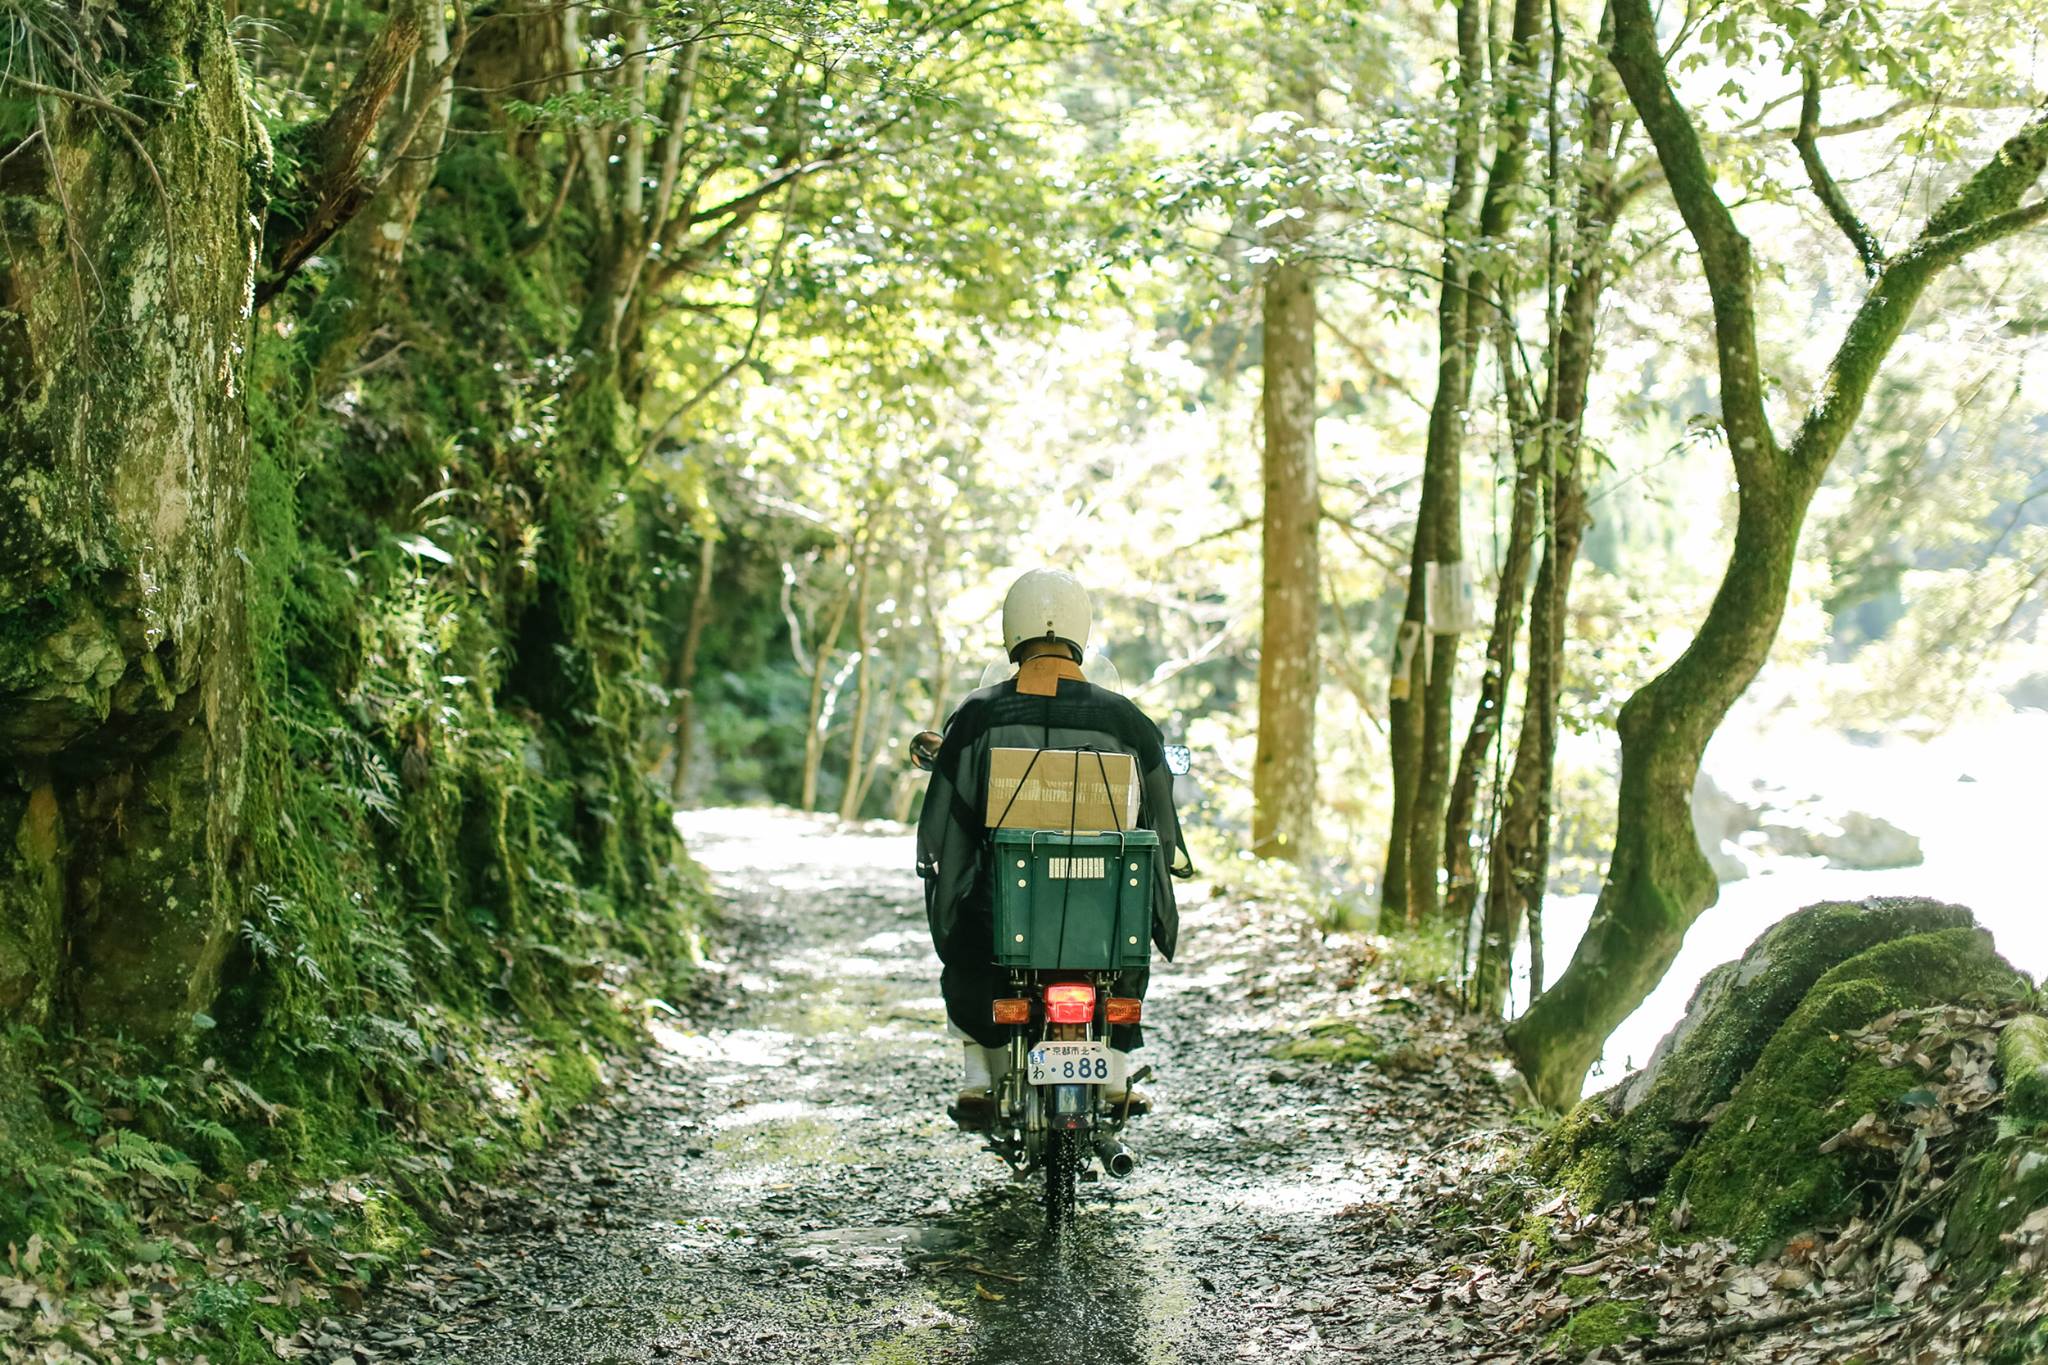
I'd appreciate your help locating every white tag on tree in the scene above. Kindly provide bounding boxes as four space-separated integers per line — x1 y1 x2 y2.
1425 560 1478 634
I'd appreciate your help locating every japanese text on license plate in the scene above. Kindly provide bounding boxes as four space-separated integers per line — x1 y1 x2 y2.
1028 1041 1111 1085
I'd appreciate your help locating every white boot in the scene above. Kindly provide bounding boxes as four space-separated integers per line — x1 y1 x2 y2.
952 1043 998 1128
961 1042 992 1093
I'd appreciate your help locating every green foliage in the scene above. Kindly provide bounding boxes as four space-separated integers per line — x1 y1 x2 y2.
1270 1017 1380 1064
1544 1299 1653 1353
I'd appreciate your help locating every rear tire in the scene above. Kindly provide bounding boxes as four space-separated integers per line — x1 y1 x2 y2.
1044 1128 1081 1229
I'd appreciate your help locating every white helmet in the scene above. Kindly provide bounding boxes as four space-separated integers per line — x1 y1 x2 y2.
1002 569 1091 662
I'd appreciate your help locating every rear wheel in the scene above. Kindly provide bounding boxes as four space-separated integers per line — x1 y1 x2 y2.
1043 1128 1082 1228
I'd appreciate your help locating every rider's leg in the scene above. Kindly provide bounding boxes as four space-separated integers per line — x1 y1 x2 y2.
942 967 1007 1124
1106 965 1154 1112
962 1040 992 1091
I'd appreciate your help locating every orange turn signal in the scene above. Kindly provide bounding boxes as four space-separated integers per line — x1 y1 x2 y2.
1105 997 1143 1024
992 998 1032 1025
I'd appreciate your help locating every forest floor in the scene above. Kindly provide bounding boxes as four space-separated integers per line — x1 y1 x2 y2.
22 808 2022 1363
305 809 1528 1364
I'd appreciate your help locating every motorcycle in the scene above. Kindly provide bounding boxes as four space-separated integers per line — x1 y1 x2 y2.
983 964 1154 1227
911 699 1191 1228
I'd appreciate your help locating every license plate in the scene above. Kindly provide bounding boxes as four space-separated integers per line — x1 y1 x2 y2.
1027 1041 1111 1085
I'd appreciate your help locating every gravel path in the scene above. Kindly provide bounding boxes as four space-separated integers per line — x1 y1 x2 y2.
341 809 1509 1364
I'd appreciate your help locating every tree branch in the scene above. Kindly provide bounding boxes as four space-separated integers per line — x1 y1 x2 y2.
1913 195 2048 269
257 3 437 304
1785 105 2048 482
1795 63 1884 275
1608 0 1777 479
685 149 853 228
640 184 798 457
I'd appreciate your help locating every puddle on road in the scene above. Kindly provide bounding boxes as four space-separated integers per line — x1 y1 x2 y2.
898 1208 1217 1365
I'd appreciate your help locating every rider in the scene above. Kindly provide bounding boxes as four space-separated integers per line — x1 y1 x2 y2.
915 569 1189 1123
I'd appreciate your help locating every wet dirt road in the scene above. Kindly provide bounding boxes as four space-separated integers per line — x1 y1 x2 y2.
353 810 1501 1364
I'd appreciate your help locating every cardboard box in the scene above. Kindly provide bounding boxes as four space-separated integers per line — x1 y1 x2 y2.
985 748 1140 832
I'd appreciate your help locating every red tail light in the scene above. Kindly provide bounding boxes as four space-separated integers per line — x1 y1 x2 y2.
1043 983 1095 1024
992 998 1031 1025
1105 997 1142 1024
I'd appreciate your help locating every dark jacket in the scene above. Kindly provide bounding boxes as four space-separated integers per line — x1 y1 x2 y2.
915 672 1186 969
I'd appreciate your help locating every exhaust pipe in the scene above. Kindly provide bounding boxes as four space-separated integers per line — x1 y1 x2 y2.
1092 1137 1137 1178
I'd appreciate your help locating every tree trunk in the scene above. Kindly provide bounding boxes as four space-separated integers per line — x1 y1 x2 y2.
1474 476 1591 1014
1252 253 1321 861
1507 485 1807 1099
668 534 717 805
1507 0 2048 1106
1251 50 1321 863
1472 60 1621 1018
838 550 876 821
1442 318 1543 929
799 571 854 813
1390 0 1545 923
0 6 259 1040
1385 0 1485 918
849 653 903 817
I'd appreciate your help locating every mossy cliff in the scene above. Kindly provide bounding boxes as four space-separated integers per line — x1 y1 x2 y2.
0 0 704 1329
0 1 259 1040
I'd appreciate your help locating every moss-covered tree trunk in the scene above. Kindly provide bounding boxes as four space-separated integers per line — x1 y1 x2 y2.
1508 0 2048 1107
1471 70 1622 1016
0 7 259 1040
1388 0 1542 922
302 0 454 386
1506 480 1812 1095
1383 0 1483 917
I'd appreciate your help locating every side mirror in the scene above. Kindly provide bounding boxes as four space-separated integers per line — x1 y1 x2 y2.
910 730 943 772
1165 745 1192 776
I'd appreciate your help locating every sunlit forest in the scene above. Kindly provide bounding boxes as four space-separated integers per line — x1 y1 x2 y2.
3 0 2046 1358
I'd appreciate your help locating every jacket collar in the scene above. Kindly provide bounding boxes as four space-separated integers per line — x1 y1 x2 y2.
1016 655 1085 697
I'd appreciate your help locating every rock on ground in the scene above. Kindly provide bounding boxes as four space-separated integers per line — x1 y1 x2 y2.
1537 896 1978 1205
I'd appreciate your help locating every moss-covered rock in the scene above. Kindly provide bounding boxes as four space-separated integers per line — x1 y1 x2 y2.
0 0 260 1043
1661 927 2028 1255
1999 1014 2048 1131
1270 1017 1379 1064
1531 897 1977 1207
1941 1136 2048 1282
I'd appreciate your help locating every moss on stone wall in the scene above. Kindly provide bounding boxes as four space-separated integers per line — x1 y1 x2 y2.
0 2 706 1333
1999 1015 2048 1132
0 1 258 1044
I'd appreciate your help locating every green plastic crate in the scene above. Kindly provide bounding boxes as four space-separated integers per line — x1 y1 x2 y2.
990 828 1158 970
